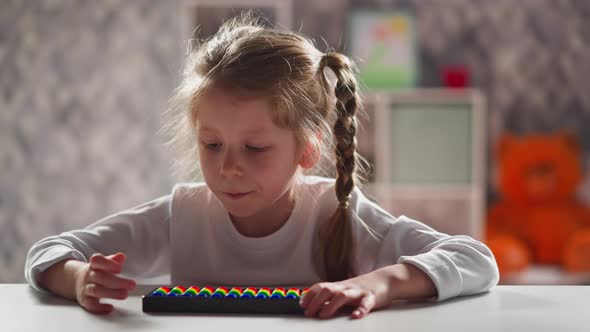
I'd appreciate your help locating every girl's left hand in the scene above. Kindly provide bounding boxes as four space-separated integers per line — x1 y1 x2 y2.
299 268 393 319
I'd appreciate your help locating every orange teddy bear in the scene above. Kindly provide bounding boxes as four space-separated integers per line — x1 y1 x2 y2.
486 132 590 275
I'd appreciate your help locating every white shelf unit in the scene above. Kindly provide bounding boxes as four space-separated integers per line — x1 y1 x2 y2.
360 88 486 240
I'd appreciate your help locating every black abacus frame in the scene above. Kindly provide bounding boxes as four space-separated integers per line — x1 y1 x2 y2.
142 288 304 315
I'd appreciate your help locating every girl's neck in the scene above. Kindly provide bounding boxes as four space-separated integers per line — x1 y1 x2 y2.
229 189 296 238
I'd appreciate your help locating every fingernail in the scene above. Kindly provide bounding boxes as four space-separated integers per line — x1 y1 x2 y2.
353 310 361 317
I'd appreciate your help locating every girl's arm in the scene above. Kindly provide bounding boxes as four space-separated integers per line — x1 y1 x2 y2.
301 261 438 319
377 262 437 300
25 194 171 294
38 258 85 300
302 216 498 319
302 186 499 319
384 216 499 301
38 253 137 314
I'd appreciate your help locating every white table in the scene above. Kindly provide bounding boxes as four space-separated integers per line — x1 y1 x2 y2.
2 284 589 331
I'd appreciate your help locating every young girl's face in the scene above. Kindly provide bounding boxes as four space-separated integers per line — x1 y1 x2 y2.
196 87 306 222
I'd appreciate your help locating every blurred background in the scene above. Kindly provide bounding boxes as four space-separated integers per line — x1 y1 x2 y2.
1 0 589 284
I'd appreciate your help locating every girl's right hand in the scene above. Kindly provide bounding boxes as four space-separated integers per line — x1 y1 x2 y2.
74 252 136 314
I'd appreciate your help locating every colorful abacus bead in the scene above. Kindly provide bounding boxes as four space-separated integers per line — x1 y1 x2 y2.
212 287 230 298
285 288 300 299
271 288 286 298
227 287 243 298
183 286 199 296
198 286 214 297
151 287 169 296
168 286 186 296
255 288 271 298
240 288 257 298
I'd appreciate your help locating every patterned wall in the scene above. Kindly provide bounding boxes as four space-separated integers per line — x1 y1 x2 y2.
0 0 184 282
2 0 590 282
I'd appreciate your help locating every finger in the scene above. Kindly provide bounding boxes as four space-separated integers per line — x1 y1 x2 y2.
79 296 114 314
299 289 312 308
352 293 376 319
107 252 126 265
300 283 331 308
90 254 122 274
305 287 335 318
88 269 136 290
319 289 362 319
85 283 129 300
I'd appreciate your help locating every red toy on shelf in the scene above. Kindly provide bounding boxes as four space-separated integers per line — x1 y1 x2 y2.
486 133 590 277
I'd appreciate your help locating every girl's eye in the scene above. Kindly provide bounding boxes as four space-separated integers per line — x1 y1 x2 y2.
202 143 267 152
246 145 268 152
204 143 221 150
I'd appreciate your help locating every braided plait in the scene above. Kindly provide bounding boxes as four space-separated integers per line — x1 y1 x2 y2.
317 52 360 281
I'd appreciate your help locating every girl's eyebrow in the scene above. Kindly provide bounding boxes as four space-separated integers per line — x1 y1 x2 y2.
199 126 268 136
198 126 219 134
242 127 268 135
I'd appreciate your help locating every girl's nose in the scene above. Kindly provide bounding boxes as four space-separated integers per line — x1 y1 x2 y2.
220 150 244 177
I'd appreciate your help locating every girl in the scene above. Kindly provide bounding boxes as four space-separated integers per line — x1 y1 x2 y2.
25 15 498 319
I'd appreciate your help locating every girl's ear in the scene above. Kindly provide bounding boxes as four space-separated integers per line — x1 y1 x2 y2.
299 141 320 169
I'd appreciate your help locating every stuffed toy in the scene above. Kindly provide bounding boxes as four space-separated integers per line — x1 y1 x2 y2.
486 132 590 275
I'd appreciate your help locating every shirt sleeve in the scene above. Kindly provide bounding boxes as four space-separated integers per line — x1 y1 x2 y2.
351 189 499 302
24 194 172 294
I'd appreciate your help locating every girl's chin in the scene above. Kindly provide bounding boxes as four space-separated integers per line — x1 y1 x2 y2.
222 203 259 218
226 209 255 218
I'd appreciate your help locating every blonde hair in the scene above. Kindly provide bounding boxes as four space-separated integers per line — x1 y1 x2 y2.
160 14 371 281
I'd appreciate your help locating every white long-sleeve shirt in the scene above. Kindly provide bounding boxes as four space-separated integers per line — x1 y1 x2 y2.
25 176 499 301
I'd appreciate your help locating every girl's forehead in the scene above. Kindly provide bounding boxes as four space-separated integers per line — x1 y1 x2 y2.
196 87 284 135
202 86 271 107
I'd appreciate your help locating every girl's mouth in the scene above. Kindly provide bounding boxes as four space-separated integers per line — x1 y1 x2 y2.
224 192 252 199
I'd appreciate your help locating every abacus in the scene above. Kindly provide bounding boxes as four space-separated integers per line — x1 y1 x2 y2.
142 286 308 315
